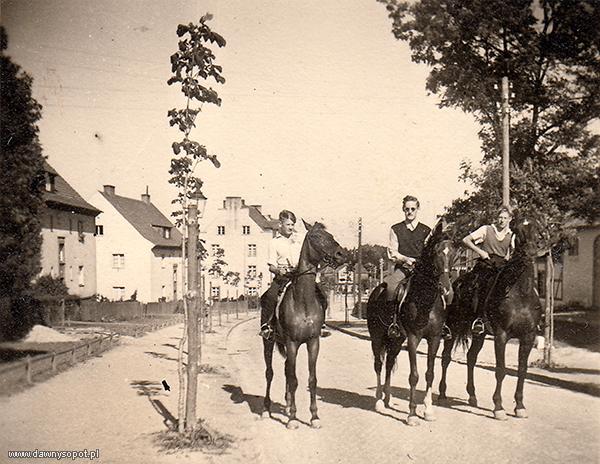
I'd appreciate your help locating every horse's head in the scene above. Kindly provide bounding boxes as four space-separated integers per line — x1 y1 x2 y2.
510 215 540 258
423 220 456 304
302 220 347 268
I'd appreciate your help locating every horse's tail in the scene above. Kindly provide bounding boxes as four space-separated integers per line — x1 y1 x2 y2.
275 341 286 359
447 277 475 352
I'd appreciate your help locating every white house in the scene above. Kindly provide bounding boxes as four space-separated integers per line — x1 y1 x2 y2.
88 185 183 303
40 162 101 298
537 219 600 308
200 196 278 300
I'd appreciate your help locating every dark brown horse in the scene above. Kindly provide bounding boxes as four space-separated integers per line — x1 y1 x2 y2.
438 216 543 420
366 221 456 425
262 222 345 429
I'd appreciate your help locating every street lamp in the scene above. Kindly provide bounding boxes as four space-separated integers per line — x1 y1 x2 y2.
191 191 207 219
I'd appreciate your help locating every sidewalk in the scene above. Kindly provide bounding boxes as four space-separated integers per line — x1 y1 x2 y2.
0 313 264 464
325 298 600 398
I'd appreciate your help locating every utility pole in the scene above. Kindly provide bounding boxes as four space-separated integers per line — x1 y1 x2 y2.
357 217 363 319
185 201 199 430
502 75 510 207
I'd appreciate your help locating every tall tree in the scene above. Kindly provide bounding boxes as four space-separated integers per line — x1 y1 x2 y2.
167 14 225 433
0 27 46 341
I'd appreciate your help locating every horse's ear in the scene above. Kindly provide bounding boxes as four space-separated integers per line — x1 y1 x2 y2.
302 219 313 231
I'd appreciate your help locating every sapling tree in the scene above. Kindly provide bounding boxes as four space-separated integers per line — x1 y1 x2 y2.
167 14 225 432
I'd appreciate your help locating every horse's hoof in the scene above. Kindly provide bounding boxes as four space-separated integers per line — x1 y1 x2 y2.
424 411 436 422
285 407 291 416
311 419 322 429
468 397 478 407
515 408 528 419
375 400 385 413
407 415 420 427
261 411 270 420
494 410 508 421
287 419 300 430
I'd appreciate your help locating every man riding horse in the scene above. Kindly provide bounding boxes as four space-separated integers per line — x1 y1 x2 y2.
462 205 514 335
259 210 328 340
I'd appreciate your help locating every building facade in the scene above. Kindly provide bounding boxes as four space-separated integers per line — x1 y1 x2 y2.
88 186 183 303
40 162 100 298
200 196 278 300
537 221 600 308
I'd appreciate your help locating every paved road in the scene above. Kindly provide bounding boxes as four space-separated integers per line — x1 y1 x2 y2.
227 318 600 464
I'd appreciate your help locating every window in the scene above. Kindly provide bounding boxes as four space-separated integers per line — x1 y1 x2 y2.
78 266 85 287
211 244 220 256
58 237 66 281
163 227 171 239
217 226 225 235
45 173 55 192
211 286 220 299
568 237 579 256
95 225 104 236
78 220 84 242
247 265 257 278
247 286 258 296
112 254 125 269
112 286 125 301
242 225 250 235
248 244 257 257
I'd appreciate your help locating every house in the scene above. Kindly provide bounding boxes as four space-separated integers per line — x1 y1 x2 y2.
200 196 278 300
40 161 101 297
88 185 183 303
537 219 600 308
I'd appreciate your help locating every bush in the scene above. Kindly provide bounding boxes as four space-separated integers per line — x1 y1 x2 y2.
31 274 69 299
0 294 45 342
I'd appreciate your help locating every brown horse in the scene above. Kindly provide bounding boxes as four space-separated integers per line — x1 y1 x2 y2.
438 216 543 420
367 221 456 425
262 221 346 429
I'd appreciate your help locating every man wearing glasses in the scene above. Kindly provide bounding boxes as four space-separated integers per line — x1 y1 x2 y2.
384 195 431 300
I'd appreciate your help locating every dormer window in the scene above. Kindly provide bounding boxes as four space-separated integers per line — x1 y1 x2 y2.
163 227 171 239
45 173 56 192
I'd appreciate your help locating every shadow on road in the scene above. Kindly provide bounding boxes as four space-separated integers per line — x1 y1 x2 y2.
316 386 406 423
222 384 288 426
130 380 178 430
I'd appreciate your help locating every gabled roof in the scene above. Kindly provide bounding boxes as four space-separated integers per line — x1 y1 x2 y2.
43 161 101 216
248 205 278 231
100 191 182 248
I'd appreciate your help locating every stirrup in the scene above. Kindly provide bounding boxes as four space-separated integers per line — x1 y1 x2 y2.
259 324 274 340
388 322 402 338
441 324 452 340
471 318 485 336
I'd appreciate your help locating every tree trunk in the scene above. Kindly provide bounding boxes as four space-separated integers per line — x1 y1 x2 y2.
185 203 199 430
543 253 553 365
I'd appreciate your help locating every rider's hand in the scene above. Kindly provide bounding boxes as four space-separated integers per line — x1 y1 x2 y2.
404 257 416 267
479 251 490 260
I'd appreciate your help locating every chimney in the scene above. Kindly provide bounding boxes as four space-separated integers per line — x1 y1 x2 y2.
141 186 150 204
103 185 115 195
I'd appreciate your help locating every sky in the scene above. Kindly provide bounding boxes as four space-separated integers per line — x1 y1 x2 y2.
2 0 484 247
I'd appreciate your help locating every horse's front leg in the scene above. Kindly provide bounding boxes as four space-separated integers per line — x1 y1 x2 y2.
423 335 441 421
514 334 535 418
407 333 421 426
492 331 508 420
466 334 485 407
371 336 385 412
307 337 321 428
262 339 275 419
384 337 403 409
285 341 300 429
438 337 454 403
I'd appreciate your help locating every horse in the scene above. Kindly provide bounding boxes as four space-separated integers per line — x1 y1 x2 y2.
366 221 456 426
438 215 543 420
262 221 346 429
